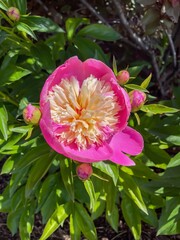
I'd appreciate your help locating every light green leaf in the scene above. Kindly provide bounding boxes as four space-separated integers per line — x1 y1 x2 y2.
77 24 121 41
141 104 179 114
141 73 152 89
119 170 148 214
40 202 72 240
1 156 14 174
70 213 81 240
0 0 8 10
0 105 8 140
125 83 149 92
84 179 96 211
121 194 141 240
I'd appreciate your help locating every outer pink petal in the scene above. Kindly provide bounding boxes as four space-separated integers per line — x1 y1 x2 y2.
109 149 135 166
109 126 144 156
40 56 84 107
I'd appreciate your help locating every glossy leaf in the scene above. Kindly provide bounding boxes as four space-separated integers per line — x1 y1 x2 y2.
77 24 121 41
141 104 179 114
119 170 148 214
70 213 81 240
84 179 96 211
16 22 37 40
125 83 148 92
40 202 72 240
141 73 152 89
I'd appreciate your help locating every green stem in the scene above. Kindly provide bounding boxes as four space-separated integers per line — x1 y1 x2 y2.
0 9 14 26
0 91 19 107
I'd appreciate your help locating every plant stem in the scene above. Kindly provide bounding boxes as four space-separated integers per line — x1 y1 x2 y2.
0 91 19 107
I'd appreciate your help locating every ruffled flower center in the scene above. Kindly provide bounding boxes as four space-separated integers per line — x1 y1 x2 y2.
48 75 121 149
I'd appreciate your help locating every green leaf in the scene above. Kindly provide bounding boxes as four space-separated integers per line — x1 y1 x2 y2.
70 213 81 240
0 187 11 212
7 207 23 235
21 15 64 33
119 170 148 214
125 83 149 92
1 156 14 174
93 161 119 185
25 152 55 197
112 56 118 75
141 104 179 114
0 64 31 86
128 65 144 77
157 197 180 235
0 105 8 140
141 73 152 89
84 179 96 211
13 144 50 173
59 157 74 200
65 17 89 40
30 42 56 73
77 24 121 41
40 202 72 240
16 22 37 40
19 200 36 240
0 0 8 10
75 202 97 240
121 194 141 240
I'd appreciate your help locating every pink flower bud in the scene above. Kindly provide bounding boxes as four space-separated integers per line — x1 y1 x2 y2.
23 104 41 125
7 7 20 21
76 163 93 180
129 90 146 112
116 70 130 85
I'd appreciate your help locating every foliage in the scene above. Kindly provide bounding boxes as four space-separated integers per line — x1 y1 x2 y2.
0 0 180 239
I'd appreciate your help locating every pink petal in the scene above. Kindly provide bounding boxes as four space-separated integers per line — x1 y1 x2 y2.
109 126 144 156
109 149 135 166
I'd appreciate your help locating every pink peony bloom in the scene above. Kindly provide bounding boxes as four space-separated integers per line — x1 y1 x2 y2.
40 56 144 166
23 104 41 125
129 90 146 112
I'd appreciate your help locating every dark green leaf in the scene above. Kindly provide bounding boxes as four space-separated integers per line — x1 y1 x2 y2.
16 22 37 40
75 202 97 240
7 207 23 235
70 213 81 240
21 15 64 33
77 24 121 41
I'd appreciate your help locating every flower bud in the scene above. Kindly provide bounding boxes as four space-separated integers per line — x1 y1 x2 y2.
116 70 130 85
76 163 93 180
129 90 146 112
23 104 41 125
7 7 20 21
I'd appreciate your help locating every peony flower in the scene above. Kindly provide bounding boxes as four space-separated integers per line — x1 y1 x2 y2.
129 90 146 112
116 70 130 85
23 104 41 125
40 56 143 166
76 163 93 180
7 7 20 21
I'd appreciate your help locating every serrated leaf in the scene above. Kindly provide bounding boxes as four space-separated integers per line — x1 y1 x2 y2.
77 24 121 41
40 202 71 240
141 104 179 114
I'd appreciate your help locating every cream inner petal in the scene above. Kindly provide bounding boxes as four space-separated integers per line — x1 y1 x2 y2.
48 75 121 150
